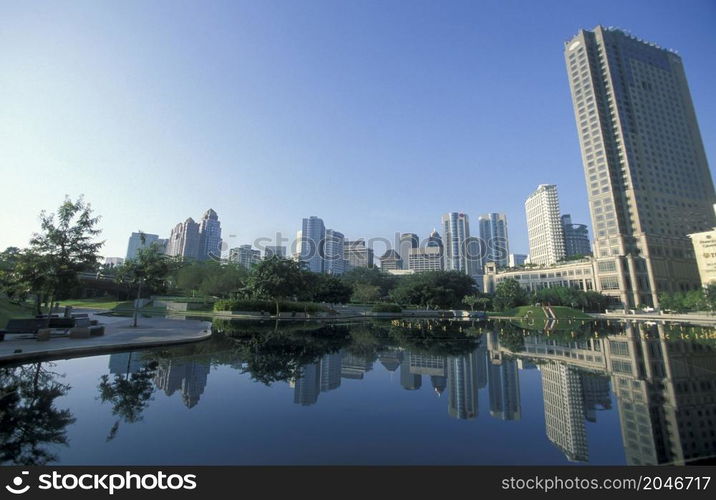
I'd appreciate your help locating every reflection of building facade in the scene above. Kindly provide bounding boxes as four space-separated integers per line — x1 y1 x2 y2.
154 358 210 409
341 352 373 380
540 363 589 462
108 352 144 375
447 351 480 419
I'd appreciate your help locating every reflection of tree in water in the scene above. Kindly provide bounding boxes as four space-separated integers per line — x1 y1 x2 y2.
385 320 480 356
0 362 75 465
97 357 158 441
219 322 352 385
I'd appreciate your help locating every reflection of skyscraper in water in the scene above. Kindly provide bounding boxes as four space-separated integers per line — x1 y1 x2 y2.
474 342 488 390
293 362 321 406
581 372 611 422
447 351 480 420
108 351 144 375
378 350 402 372
488 358 521 420
293 353 343 406
400 352 422 390
607 323 716 465
341 352 374 380
319 353 342 392
540 363 589 462
409 353 447 395
154 358 210 409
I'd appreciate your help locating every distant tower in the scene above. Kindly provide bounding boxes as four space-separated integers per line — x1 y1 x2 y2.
126 232 159 260
398 233 419 270
441 212 473 273
300 216 326 273
323 229 346 275
166 218 201 259
525 184 565 265
478 213 510 268
561 214 591 257
198 209 222 261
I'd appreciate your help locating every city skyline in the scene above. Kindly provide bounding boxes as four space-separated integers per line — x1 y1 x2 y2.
2 2 714 259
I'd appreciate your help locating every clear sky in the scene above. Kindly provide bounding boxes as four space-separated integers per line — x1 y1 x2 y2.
1 0 715 258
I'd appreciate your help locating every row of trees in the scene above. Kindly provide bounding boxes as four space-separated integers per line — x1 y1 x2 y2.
482 279 612 313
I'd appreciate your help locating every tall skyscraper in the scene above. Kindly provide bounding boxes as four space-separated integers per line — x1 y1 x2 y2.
299 216 326 273
442 212 474 273
323 229 346 275
126 232 159 260
398 233 419 270
561 214 592 257
198 208 222 261
166 218 201 259
565 26 716 306
478 213 510 268
525 184 566 265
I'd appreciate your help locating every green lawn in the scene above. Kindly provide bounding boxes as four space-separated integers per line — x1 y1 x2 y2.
0 298 35 326
57 297 131 310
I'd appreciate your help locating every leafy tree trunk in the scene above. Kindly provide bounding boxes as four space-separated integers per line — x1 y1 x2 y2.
275 299 280 317
132 281 143 328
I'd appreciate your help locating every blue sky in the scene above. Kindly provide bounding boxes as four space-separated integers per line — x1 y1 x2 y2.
1 0 715 258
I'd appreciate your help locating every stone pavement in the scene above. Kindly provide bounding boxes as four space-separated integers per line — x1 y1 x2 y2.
0 311 212 364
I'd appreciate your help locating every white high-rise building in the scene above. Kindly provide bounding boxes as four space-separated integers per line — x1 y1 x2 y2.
441 212 475 274
323 229 346 275
525 184 566 265
299 216 326 273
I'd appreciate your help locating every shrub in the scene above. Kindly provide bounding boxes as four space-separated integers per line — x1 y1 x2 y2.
213 299 329 314
371 303 402 313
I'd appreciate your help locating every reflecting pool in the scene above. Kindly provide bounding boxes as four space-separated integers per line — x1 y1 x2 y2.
1 318 715 465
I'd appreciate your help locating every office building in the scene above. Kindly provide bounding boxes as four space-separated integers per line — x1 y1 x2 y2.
398 233 419 270
379 250 403 271
126 232 159 260
508 253 529 268
104 257 124 267
299 216 326 273
442 212 474 273
324 229 347 275
409 229 444 272
478 213 510 268
565 26 716 306
264 245 287 259
561 214 592 257
166 218 201 259
344 239 374 269
229 245 261 269
526 184 566 265
688 228 716 286
198 209 222 261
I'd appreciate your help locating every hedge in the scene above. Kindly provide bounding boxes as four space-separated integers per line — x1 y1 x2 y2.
371 303 403 313
214 299 329 313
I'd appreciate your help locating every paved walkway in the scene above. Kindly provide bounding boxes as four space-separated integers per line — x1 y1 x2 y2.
0 311 212 364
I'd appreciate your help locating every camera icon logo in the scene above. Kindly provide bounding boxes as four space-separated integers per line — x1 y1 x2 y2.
5 471 30 495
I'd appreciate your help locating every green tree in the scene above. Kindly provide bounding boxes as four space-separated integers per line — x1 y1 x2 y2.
493 278 528 312
24 196 104 317
351 283 382 303
246 257 304 315
311 274 352 304
116 242 176 327
704 285 716 313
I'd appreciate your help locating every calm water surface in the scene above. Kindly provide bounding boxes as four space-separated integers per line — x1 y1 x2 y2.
1 318 715 465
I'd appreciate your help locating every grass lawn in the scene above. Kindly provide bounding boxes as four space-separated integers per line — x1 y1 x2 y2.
0 298 36 326
501 305 592 320
58 297 167 314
